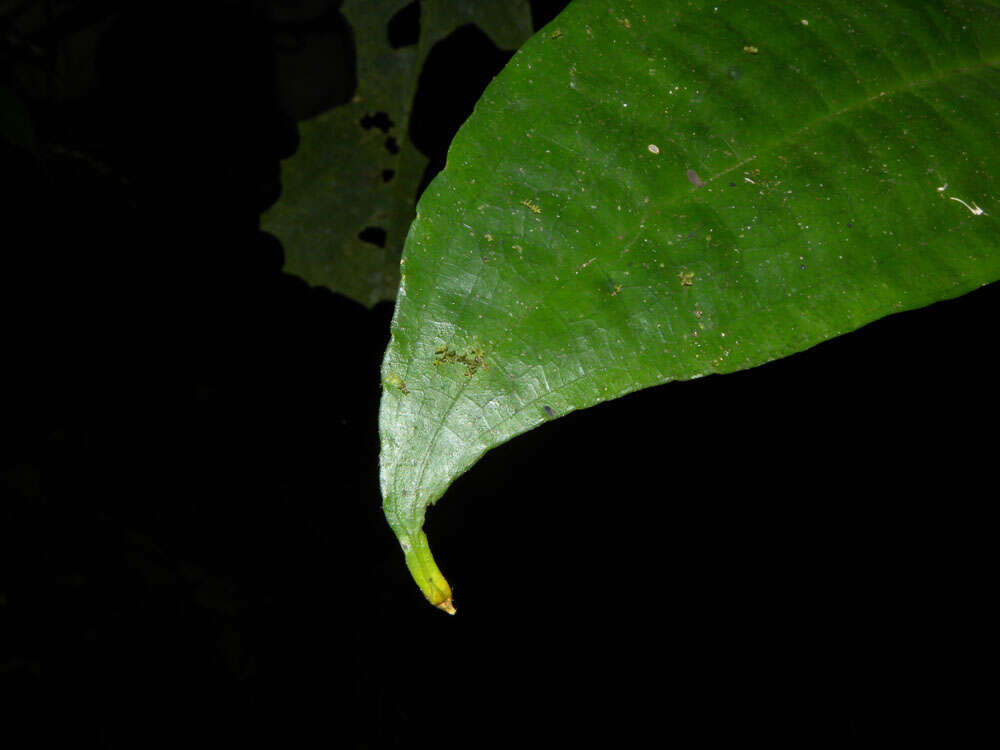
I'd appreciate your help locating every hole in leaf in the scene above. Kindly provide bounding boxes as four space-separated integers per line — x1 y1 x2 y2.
385 136 400 154
270 5 359 121
358 226 387 247
529 0 573 29
360 111 394 132
387 1 421 49
409 25 513 200
381 169 396 182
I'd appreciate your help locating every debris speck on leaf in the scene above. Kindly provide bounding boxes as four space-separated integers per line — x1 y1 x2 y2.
434 345 488 377
686 169 705 188
384 373 409 395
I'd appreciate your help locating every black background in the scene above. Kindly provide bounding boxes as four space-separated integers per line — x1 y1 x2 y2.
2 1 994 747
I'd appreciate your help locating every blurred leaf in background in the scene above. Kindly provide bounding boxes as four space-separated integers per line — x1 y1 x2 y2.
262 0 533 306
0 83 33 147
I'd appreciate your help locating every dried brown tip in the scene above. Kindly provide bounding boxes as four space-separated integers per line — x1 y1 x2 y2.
436 597 457 615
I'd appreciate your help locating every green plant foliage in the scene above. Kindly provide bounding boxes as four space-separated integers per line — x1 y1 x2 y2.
261 0 533 306
379 0 1000 609
0 84 34 149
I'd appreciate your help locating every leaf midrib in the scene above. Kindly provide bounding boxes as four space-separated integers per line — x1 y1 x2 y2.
701 57 999 191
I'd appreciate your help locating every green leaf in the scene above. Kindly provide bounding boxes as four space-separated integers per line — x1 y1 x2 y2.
0 84 35 150
379 0 1000 610
261 0 533 307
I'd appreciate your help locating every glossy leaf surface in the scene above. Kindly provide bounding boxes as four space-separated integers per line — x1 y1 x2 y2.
262 0 533 306
379 0 1000 609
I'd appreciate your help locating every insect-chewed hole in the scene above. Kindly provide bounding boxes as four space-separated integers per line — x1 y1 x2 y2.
388 1 421 49
358 226 387 248
409 25 514 200
384 136 400 154
360 111 394 133
530 0 572 29
381 169 396 182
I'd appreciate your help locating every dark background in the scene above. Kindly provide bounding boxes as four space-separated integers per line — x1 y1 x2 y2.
1 1 994 746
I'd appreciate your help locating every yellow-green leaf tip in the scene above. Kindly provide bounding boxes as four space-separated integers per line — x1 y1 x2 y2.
402 529 456 614
436 597 457 615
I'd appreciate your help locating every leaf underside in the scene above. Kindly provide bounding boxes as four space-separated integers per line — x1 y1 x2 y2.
379 0 1000 607
262 0 533 307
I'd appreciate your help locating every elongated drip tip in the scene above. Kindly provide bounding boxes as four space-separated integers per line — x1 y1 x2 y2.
402 529 455 614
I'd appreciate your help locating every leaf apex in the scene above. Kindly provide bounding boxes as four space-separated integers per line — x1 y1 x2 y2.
436 597 457 615
401 529 454 613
